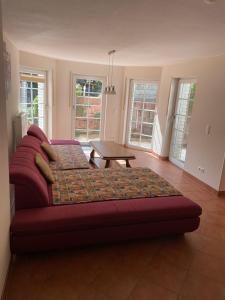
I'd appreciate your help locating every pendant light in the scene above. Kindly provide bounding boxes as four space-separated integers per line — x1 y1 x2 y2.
104 50 116 95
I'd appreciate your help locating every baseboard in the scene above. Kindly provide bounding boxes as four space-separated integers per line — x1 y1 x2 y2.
150 151 169 161
182 169 219 195
218 190 225 197
123 145 169 161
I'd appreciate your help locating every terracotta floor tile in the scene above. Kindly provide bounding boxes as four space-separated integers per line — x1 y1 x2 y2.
185 231 225 260
179 272 225 300
77 285 114 300
197 220 225 242
89 261 142 300
158 235 194 269
127 277 177 300
189 250 225 285
143 253 187 293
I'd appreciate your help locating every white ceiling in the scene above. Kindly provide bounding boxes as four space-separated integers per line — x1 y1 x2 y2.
2 0 225 66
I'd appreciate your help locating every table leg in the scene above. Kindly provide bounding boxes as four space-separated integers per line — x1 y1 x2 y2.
125 159 131 168
89 149 95 163
105 160 110 168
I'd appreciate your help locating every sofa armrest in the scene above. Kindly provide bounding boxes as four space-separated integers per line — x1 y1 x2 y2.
50 139 80 145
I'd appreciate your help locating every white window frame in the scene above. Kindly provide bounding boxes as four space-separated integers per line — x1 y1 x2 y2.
169 78 197 169
19 67 48 134
71 74 106 144
125 79 160 151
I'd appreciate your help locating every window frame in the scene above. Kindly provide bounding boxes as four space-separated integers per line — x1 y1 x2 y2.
125 79 160 151
71 73 106 144
169 78 197 168
19 68 48 134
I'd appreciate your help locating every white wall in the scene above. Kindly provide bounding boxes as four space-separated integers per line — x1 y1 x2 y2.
157 56 225 190
54 59 124 141
0 6 11 299
4 36 19 158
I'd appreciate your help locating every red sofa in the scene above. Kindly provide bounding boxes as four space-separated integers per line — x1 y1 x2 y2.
9 126 202 254
27 124 80 146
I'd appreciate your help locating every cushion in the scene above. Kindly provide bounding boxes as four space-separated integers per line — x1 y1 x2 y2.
41 142 58 161
27 125 49 143
35 153 55 183
17 135 49 162
10 147 51 209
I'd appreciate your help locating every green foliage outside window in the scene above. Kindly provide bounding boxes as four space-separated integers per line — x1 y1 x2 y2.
94 111 101 118
33 96 39 118
76 106 87 117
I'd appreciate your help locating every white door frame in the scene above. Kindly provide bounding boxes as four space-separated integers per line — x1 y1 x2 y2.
71 74 106 143
125 79 159 151
20 67 49 135
169 78 196 169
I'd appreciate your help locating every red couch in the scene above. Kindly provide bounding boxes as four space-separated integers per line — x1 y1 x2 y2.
27 124 80 146
9 127 202 254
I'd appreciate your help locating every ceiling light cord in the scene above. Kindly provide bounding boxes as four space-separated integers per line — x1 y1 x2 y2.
111 51 114 87
105 50 116 95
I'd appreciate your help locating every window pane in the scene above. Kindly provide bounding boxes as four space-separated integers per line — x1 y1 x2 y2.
130 134 140 143
87 105 101 118
142 124 153 136
74 77 103 142
19 70 46 131
88 119 100 130
171 80 196 163
75 118 87 129
88 131 100 140
141 135 152 147
131 121 141 134
128 81 159 149
143 111 155 123
75 130 87 141
76 106 88 117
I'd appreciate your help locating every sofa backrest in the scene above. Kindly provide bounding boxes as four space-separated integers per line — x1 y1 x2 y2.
10 146 52 210
17 135 49 162
27 124 49 143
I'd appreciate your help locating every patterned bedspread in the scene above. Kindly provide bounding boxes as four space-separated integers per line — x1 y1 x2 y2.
52 168 181 205
50 145 90 170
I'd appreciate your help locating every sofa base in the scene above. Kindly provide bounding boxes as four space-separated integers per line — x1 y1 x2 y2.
11 217 199 254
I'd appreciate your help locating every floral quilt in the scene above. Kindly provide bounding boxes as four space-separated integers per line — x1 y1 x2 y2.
52 167 181 205
49 145 90 170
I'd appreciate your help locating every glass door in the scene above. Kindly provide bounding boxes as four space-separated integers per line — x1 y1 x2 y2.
169 79 196 168
126 80 159 150
20 70 47 131
73 76 105 144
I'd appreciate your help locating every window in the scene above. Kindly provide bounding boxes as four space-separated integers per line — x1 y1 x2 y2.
170 79 196 166
126 80 159 149
73 76 104 143
20 70 47 131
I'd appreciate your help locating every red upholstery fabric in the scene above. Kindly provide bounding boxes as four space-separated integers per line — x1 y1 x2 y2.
10 147 51 210
11 217 200 254
50 139 80 145
17 135 49 162
11 196 201 236
27 125 80 145
11 195 201 253
27 124 49 143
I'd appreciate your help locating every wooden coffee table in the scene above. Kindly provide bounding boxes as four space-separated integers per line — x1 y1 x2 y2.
89 141 136 168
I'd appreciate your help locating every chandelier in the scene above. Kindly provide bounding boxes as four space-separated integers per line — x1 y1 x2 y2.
104 50 116 95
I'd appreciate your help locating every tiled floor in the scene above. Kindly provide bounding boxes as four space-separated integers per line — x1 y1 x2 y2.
4 149 225 300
